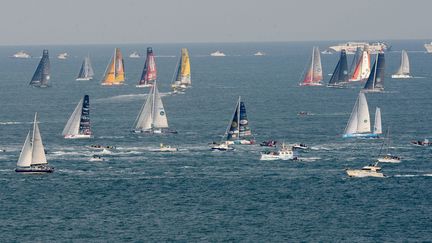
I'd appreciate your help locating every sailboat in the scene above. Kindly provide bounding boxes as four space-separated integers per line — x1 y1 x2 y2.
132 81 176 134
377 128 401 163
349 46 371 82
101 48 125 85
76 56 95 81
392 50 412 79
343 92 382 138
62 95 92 139
15 113 54 173
136 47 157 88
363 52 385 92
29 50 50 88
215 97 255 147
327 49 349 87
171 48 191 92
299 46 323 86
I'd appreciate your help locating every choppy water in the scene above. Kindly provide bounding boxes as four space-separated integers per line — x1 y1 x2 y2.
0 40 431 241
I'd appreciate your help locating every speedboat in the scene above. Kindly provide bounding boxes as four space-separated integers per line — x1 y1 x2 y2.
260 140 277 147
89 155 105 162
155 143 178 152
260 143 295 161
377 154 401 163
57 52 68 59
88 144 116 150
292 143 308 150
346 164 385 178
210 142 234 151
11 51 31 59
210 51 226 57
411 139 431 146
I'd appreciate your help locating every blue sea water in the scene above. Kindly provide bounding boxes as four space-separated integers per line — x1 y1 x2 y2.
0 40 431 241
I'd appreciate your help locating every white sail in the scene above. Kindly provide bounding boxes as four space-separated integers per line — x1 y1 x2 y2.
17 131 32 167
31 113 47 165
62 99 83 136
86 57 95 77
344 92 371 135
374 107 382 135
395 50 410 75
152 83 169 128
134 90 154 130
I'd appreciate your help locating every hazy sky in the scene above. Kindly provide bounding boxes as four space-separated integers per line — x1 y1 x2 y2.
1 0 430 45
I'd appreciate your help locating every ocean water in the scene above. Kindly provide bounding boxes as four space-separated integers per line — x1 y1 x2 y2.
0 40 431 241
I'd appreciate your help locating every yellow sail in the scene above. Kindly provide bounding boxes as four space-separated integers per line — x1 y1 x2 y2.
180 48 191 84
101 48 125 85
114 48 125 83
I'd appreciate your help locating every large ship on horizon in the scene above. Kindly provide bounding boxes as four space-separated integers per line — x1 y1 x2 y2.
326 41 390 54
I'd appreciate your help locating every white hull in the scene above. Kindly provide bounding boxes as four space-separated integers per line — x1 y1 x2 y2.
377 156 401 163
391 74 412 79
15 164 54 173
329 42 389 54
76 77 93 81
260 153 294 161
64 134 92 139
89 157 105 162
101 82 124 86
346 169 385 178
225 139 254 145
210 142 234 151
299 82 323 87
136 84 153 88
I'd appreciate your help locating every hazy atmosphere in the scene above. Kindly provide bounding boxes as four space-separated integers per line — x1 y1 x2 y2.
1 0 430 45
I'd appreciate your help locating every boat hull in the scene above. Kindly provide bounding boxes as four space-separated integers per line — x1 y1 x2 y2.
15 165 54 174
391 74 412 79
101 83 124 86
76 77 93 81
64 134 92 139
260 153 294 161
136 84 153 88
299 82 323 87
377 158 401 163
132 129 177 134
346 169 385 178
226 139 255 145
342 133 380 138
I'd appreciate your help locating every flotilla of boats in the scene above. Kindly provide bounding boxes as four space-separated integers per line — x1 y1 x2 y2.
9 42 430 175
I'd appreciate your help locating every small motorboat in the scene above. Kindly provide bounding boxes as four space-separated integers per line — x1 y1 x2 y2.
292 143 308 150
411 139 431 147
155 143 178 152
297 111 311 116
260 143 295 161
346 163 385 178
89 144 116 150
210 50 226 57
210 142 234 151
260 140 277 147
377 154 401 163
89 155 105 162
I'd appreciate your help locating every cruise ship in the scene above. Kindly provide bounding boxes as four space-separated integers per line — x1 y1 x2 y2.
326 42 391 54
424 42 432 53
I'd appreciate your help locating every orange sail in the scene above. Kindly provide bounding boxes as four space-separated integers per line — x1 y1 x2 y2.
101 48 125 85
349 49 371 82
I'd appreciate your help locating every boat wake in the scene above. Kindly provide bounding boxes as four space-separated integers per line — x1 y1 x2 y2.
0 121 23 125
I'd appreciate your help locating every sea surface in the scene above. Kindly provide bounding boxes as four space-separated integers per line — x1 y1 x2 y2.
0 40 431 242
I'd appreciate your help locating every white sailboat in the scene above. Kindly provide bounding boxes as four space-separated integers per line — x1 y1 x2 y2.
15 113 54 173
299 46 323 86
132 81 176 134
349 47 371 82
76 56 95 81
62 95 92 139
377 128 401 163
343 92 382 138
392 50 412 79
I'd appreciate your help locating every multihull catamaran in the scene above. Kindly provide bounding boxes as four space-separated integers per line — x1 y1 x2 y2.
30 50 50 88
136 47 157 88
392 50 412 79
343 92 382 138
132 81 176 134
299 46 323 86
76 56 95 81
328 49 349 87
62 95 92 139
15 113 54 173
363 52 385 92
223 97 255 145
101 48 125 85
349 47 371 82
171 48 191 92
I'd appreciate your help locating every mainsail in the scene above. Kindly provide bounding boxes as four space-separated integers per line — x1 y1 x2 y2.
174 48 191 86
373 107 382 135
363 53 385 92
62 95 91 138
328 49 349 86
226 97 253 141
393 50 410 76
349 47 362 76
76 56 95 80
344 92 371 136
137 47 157 87
30 50 50 87
349 47 371 82
300 47 323 86
133 81 169 132
101 48 125 85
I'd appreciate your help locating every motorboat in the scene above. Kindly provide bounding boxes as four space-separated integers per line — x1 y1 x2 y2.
210 51 226 57
346 164 385 178
89 155 105 162
411 139 431 146
129 51 141 58
260 140 277 147
260 143 295 161
292 143 308 150
210 142 234 151
11 51 31 59
377 154 401 163
57 52 68 59
155 143 178 152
